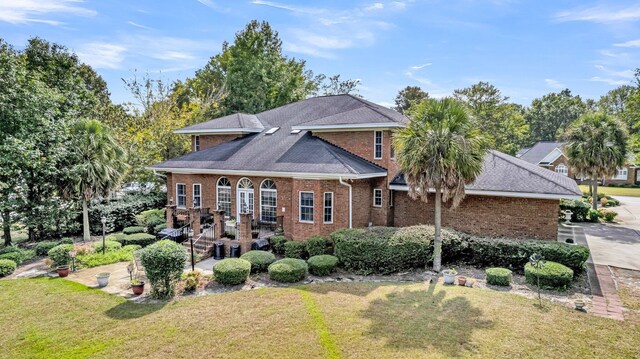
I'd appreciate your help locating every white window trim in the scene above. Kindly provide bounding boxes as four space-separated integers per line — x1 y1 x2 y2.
323 192 334 224
260 179 277 223
176 183 187 208
555 164 568 176
614 168 628 180
299 191 314 223
194 135 200 151
374 131 383 160
216 177 232 214
192 183 202 208
373 188 383 207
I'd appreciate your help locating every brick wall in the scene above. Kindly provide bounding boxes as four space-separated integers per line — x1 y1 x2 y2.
314 130 400 182
548 156 573 178
393 192 559 240
192 134 240 151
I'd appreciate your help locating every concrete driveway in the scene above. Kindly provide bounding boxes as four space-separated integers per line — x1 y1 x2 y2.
580 196 640 271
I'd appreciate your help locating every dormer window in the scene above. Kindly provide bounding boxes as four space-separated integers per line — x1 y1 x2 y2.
374 131 383 159
194 135 200 151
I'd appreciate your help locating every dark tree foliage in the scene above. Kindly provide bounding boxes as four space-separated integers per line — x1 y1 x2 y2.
394 86 428 114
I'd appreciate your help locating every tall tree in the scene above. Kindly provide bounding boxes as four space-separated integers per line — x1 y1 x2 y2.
317 74 360 96
525 89 586 142
454 82 529 155
393 98 486 271
394 86 428 114
69 119 126 241
564 112 628 210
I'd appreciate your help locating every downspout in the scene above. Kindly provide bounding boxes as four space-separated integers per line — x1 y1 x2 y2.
339 176 352 228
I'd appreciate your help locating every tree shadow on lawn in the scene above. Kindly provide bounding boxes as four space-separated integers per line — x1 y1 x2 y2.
297 281 390 297
105 300 166 320
360 283 493 357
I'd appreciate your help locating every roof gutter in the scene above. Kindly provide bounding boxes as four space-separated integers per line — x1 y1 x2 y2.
173 128 263 135
339 176 353 228
146 167 387 180
291 123 404 132
388 185 581 200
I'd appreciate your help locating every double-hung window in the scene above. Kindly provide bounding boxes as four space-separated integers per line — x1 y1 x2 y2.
193 184 201 208
374 131 383 159
300 192 314 223
555 164 568 176
260 180 277 223
323 192 333 224
216 177 232 215
373 189 383 207
194 135 200 151
176 184 186 208
615 168 628 180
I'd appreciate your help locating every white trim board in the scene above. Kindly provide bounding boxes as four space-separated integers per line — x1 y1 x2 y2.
388 185 581 200
149 167 387 180
291 123 404 132
174 128 263 135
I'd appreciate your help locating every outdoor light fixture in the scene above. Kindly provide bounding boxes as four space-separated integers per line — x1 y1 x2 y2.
101 216 107 255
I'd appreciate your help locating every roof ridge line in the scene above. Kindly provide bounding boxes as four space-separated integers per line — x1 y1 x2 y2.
349 95 407 123
315 136 387 174
490 150 578 194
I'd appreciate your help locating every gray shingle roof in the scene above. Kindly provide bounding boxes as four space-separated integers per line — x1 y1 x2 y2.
390 150 581 197
177 113 263 133
518 141 565 164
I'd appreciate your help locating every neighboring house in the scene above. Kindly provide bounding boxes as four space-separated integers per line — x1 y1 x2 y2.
517 141 639 185
150 95 581 242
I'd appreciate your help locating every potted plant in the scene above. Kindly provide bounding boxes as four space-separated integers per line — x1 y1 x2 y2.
56 265 70 277
574 299 586 312
96 272 110 287
131 279 145 295
458 275 467 286
442 269 457 285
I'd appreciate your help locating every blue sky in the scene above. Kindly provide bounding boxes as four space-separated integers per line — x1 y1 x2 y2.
1 0 639 107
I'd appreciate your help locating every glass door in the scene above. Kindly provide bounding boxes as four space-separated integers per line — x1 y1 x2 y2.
237 189 254 222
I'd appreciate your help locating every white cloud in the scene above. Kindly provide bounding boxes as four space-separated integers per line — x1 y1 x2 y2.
127 21 152 30
76 42 127 69
589 76 629 85
390 2 407 10
554 5 640 23
0 0 96 26
613 39 640 48
410 63 432 70
544 78 565 89
365 3 384 11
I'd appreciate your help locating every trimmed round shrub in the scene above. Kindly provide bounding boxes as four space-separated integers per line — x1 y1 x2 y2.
136 208 165 234
0 252 25 265
123 226 145 235
284 241 307 259
240 250 276 273
306 236 331 257
214 258 251 285
114 233 156 247
139 240 187 299
524 261 573 290
35 241 59 256
93 240 122 253
270 235 287 255
268 258 308 283
122 244 143 252
486 267 512 286
0 259 17 277
307 255 338 276
48 244 74 267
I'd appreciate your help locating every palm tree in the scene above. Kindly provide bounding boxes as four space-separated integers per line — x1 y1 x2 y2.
70 119 126 241
393 98 486 272
565 112 628 210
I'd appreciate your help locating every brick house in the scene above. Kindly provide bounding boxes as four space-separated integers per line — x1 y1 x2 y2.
517 141 639 185
150 95 581 248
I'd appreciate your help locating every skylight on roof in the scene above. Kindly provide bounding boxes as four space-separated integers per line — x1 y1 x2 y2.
290 129 301 134
265 127 280 135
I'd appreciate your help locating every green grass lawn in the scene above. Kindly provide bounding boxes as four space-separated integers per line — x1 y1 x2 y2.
579 185 640 197
1 279 639 358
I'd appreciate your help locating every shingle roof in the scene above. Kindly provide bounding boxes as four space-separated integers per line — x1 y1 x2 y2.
390 150 581 197
518 141 565 164
177 113 263 133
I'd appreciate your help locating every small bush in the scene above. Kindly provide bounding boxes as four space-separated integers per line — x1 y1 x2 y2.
306 236 331 257
122 244 142 252
486 267 512 286
307 255 338 276
136 208 165 234
140 240 186 299
587 209 601 222
93 240 122 253
123 226 145 235
77 249 135 268
0 251 25 265
213 258 251 285
48 244 74 267
240 250 276 273
154 223 167 233
268 258 308 283
284 241 307 259
559 199 590 222
183 270 202 292
0 245 20 255
114 233 156 247
524 261 573 290
0 259 17 277
599 209 617 222
34 238 74 256
270 235 287 255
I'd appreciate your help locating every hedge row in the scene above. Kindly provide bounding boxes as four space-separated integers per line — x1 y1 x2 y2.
108 233 156 247
35 238 74 256
89 192 166 234
524 261 573 290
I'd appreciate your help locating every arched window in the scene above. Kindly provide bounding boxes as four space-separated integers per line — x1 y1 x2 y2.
260 179 277 223
216 177 231 216
555 164 568 176
236 178 254 218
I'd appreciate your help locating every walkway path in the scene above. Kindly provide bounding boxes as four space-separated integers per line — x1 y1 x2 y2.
589 264 624 320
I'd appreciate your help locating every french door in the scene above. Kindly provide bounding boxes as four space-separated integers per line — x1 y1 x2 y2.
237 189 254 222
